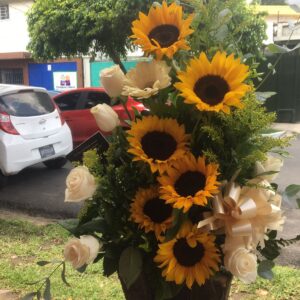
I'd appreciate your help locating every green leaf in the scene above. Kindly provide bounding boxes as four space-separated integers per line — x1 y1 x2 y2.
255 91 276 102
119 247 143 289
297 198 300 209
103 255 118 277
255 170 279 178
58 219 79 234
131 106 141 118
285 184 300 197
267 43 300 54
36 260 50 266
76 217 106 235
21 292 37 300
258 260 275 280
61 262 70 287
43 278 51 300
76 264 87 273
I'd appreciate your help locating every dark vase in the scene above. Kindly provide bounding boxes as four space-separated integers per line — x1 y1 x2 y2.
119 270 233 300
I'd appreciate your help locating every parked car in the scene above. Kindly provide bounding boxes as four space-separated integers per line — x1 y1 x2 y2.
47 90 61 98
53 87 145 145
0 84 73 187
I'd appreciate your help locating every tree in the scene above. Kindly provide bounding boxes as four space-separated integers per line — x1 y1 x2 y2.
27 0 152 72
187 0 267 59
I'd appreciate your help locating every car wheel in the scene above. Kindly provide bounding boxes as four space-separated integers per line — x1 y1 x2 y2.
0 170 7 188
43 157 68 169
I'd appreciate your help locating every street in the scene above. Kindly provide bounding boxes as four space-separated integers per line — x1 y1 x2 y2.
0 161 80 218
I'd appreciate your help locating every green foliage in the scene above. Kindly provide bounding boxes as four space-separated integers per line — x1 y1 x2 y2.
27 0 152 66
258 230 300 261
185 0 267 59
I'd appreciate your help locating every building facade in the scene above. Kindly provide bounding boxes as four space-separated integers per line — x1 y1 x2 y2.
0 0 83 88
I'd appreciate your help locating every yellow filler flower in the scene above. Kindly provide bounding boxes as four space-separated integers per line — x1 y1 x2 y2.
131 1 194 60
154 222 220 289
127 116 190 174
130 186 173 241
158 154 219 213
174 51 250 113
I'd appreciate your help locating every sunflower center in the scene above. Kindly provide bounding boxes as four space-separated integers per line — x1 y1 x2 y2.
173 238 205 267
141 131 177 161
188 205 211 224
175 171 206 197
143 197 173 223
148 24 179 48
194 75 229 106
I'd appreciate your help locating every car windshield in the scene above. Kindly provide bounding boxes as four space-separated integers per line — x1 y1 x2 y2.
0 91 55 117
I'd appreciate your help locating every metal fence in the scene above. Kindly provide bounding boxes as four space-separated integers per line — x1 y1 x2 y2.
0 68 24 85
259 53 300 123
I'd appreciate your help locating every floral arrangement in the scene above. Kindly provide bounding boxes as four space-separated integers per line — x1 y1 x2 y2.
25 1 300 299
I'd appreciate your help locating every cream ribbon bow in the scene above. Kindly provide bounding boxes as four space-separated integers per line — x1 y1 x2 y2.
197 181 281 249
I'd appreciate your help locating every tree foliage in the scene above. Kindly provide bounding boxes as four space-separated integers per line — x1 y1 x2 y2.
27 0 151 69
186 0 267 60
27 0 267 66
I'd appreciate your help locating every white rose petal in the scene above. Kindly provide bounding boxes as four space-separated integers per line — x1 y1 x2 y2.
255 155 283 181
100 65 125 98
80 235 102 264
224 247 257 284
65 166 97 202
91 103 120 132
64 235 102 269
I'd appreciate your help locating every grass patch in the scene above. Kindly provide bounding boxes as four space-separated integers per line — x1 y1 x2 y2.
0 217 299 299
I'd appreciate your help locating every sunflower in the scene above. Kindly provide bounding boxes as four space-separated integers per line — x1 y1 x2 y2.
174 51 250 114
130 186 173 241
127 116 190 174
131 1 194 60
158 154 219 213
154 222 220 288
122 60 171 99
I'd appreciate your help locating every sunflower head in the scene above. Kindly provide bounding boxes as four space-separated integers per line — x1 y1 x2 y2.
174 51 251 114
154 222 220 288
127 116 190 174
130 186 173 241
158 154 220 213
131 1 194 60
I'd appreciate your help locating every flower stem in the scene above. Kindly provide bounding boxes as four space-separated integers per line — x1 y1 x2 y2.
120 97 132 121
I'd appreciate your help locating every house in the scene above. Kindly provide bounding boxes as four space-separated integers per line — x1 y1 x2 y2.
0 0 84 89
254 5 300 44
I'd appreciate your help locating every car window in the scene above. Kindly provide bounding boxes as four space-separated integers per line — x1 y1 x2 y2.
83 92 111 109
0 91 55 117
55 92 80 111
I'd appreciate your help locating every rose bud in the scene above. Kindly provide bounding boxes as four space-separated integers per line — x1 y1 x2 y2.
100 65 125 98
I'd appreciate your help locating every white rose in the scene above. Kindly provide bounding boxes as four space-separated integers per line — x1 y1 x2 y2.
224 248 257 283
100 65 125 98
91 103 120 132
255 155 283 181
65 166 97 202
64 235 102 269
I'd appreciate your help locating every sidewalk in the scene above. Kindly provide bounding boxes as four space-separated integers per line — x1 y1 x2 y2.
273 122 300 134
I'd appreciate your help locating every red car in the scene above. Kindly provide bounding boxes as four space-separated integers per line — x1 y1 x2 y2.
53 88 144 145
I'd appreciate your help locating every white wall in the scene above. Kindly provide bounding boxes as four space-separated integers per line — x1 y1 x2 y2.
0 1 33 53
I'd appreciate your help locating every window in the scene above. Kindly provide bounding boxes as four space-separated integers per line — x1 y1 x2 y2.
0 69 23 84
0 91 55 117
83 92 111 109
0 5 9 20
54 92 81 111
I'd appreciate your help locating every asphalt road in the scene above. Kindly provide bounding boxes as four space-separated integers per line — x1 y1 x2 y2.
0 161 80 218
0 136 299 266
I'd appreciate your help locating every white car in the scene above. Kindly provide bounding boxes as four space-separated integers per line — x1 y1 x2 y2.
0 84 73 186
